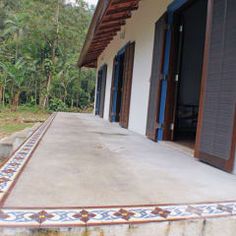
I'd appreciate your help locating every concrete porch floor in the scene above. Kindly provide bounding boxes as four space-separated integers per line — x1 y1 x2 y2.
4 112 236 207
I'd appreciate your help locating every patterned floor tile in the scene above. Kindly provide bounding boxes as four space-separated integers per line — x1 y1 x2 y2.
0 113 235 228
0 114 56 203
0 202 235 227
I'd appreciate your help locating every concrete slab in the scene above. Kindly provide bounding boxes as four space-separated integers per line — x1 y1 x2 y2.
0 123 40 160
4 112 236 207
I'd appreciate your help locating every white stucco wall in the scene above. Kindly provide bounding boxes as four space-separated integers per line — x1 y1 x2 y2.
96 0 172 135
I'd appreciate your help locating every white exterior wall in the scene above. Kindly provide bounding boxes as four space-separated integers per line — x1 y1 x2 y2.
97 0 172 135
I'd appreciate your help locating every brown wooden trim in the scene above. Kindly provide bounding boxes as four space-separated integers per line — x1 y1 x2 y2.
198 151 227 171
146 13 167 141
225 105 236 172
195 0 235 173
194 0 214 158
146 74 162 141
162 14 178 141
120 42 135 129
78 0 141 68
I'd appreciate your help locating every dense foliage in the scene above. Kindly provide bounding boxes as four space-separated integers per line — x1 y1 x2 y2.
0 0 96 111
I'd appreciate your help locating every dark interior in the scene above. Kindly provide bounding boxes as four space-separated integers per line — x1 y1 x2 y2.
115 53 125 122
174 0 207 147
95 70 102 116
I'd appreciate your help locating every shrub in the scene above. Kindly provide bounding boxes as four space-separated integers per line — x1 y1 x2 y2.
49 98 67 112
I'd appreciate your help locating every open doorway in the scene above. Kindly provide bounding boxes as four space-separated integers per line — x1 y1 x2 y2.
95 65 107 118
109 42 135 127
109 51 125 123
114 53 125 122
171 0 207 149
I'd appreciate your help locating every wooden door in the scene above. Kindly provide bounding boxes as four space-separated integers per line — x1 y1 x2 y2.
195 0 236 172
146 14 167 141
120 42 135 129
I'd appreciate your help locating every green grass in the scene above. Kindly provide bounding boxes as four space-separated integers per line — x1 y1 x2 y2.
0 105 50 139
0 123 34 134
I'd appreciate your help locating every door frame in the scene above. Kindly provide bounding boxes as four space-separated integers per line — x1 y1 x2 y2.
99 64 107 118
157 0 209 142
95 64 107 117
95 69 102 116
119 42 135 129
109 43 129 122
146 13 167 141
157 0 190 141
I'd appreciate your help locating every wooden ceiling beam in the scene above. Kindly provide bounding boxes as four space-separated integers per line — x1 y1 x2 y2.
91 40 110 45
111 0 138 7
89 42 109 48
87 51 104 57
102 12 132 23
91 37 114 44
95 32 119 39
107 5 138 15
107 1 139 14
88 45 108 51
87 50 105 56
79 0 141 67
111 0 138 5
90 44 111 50
96 27 121 36
98 19 126 29
93 33 116 41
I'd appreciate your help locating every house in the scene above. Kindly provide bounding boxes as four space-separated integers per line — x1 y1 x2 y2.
78 0 236 173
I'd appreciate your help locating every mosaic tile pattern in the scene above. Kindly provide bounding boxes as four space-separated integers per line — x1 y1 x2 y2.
0 113 235 227
0 114 56 202
0 202 235 227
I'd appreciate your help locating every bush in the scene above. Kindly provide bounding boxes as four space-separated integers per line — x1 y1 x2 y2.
49 98 67 112
79 89 90 109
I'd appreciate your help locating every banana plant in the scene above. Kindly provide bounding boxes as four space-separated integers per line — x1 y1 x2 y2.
0 58 28 109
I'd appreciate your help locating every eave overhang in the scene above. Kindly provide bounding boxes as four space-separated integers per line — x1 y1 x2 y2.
78 0 140 68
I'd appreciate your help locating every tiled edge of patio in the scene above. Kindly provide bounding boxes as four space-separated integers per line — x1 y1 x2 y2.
0 112 235 232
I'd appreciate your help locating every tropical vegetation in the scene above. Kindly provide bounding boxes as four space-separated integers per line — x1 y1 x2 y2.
0 0 96 112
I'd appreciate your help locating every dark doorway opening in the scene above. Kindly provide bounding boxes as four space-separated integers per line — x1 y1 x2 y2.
109 42 135 126
109 51 125 123
171 0 207 149
95 64 107 118
115 53 125 122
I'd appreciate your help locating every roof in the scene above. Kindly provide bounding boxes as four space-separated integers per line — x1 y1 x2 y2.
78 0 140 68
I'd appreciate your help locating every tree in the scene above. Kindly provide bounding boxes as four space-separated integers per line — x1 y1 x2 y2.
0 58 30 108
0 0 96 111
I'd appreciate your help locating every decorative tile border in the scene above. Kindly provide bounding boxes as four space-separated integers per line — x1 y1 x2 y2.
0 113 56 204
0 112 235 228
0 201 235 227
